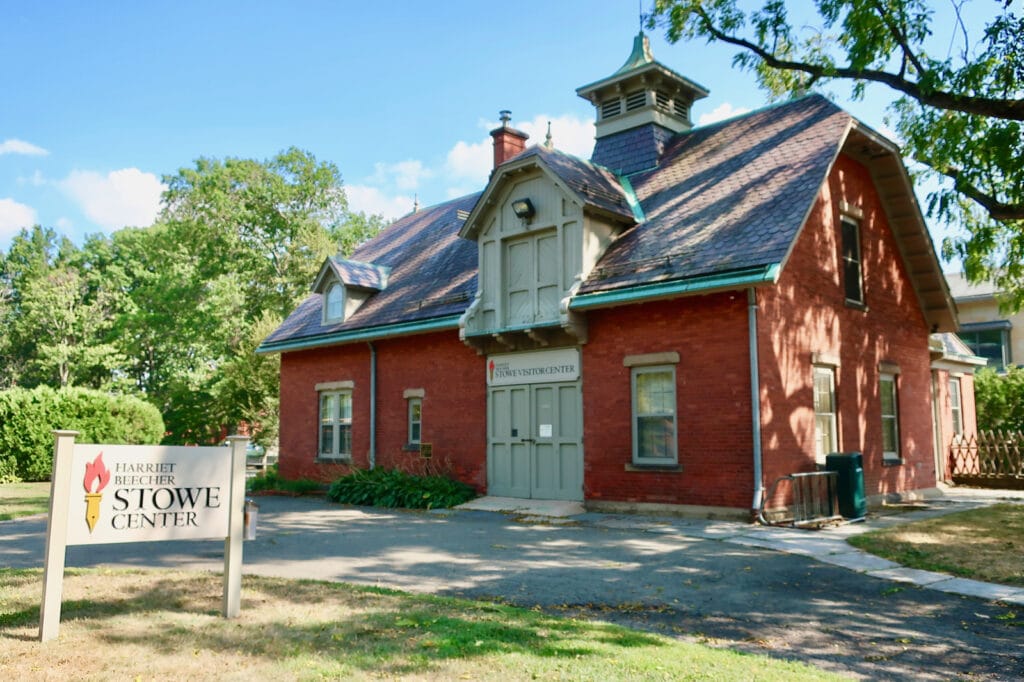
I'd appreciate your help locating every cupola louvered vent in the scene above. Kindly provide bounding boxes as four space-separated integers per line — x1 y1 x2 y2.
601 99 622 119
625 91 646 111
655 90 671 112
673 97 690 119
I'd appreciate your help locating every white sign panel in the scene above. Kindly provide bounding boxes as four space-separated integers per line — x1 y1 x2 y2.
487 348 580 386
66 444 230 545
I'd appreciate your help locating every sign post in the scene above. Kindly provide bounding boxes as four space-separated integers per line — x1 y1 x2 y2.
38 432 247 641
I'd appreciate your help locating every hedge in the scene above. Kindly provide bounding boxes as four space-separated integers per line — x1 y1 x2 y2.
0 387 165 482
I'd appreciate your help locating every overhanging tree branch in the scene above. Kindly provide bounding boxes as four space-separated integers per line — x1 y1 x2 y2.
686 7 1024 120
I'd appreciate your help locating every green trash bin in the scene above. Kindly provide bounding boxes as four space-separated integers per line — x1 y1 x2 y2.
825 452 867 520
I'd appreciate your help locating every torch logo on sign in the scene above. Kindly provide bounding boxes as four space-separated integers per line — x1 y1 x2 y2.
82 452 110 532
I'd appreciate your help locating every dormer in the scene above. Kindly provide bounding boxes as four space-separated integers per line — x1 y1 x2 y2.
578 32 709 174
458 146 637 354
311 257 390 325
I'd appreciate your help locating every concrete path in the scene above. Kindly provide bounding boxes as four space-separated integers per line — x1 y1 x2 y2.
2 488 1023 680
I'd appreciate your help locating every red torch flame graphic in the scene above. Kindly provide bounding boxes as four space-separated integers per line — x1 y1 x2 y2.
83 452 110 494
489 359 495 383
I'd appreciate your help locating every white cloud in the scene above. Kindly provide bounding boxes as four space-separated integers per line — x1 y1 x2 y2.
16 170 47 187
0 139 49 156
369 159 433 192
0 198 38 239
55 217 73 231
698 102 752 126
346 184 415 221
444 113 595 190
60 168 164 230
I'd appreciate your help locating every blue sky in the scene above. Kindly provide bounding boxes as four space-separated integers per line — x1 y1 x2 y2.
0 0 971 265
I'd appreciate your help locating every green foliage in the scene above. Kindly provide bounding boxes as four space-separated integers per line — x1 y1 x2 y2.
974 367 1024 433
0 387 165 482
650 0 1024 308
247 465 324 495
326 467 476 510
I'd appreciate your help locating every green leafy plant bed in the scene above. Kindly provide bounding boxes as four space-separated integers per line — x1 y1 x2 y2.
327 467 476 510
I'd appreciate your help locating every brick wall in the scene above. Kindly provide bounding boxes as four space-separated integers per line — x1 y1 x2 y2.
582 293 755 509
757 153 938 500
278 330 486 486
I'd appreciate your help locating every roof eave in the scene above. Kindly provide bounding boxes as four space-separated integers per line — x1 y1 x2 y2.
256 315 462 355
570 264 780 311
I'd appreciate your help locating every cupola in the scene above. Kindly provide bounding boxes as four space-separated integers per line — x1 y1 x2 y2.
577 32 709 174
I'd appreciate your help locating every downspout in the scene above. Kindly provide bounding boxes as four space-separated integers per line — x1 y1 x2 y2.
368 341 377 470
748 288 765 518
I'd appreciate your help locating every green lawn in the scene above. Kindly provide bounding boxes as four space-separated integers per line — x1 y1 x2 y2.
849 503 1024 586
0 481 50 521
0 568 846 681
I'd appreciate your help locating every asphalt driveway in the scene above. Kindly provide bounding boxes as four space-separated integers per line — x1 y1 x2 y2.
2 495 1022 680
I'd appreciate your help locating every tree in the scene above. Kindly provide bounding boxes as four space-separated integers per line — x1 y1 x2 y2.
650 0 1024 306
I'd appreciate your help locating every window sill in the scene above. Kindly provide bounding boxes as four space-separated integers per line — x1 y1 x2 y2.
882 457 903 467
625 463 682 473
844 299 868 312
402 444 421 452
315 455 352 464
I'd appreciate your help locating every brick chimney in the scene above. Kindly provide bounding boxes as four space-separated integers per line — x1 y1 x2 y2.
490 110 529 169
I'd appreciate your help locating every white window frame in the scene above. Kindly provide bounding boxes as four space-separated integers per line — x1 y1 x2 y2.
880 373 900 462
318 390 352 459
407 397 422 445
949 377 963 437
324 282 345 324
631 365 678 466
813 366 838 465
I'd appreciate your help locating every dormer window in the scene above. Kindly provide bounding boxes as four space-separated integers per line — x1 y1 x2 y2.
325 283 344 323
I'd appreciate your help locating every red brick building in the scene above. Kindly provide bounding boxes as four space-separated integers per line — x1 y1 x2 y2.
260 34 979 517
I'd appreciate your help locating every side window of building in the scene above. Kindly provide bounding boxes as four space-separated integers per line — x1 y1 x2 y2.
958 324 1011 371
813 366 838 465
408 397 422 445
319 390 352 458
840 216 863 305
324 283 345 323
949 377 963 436
880 373 900 462
631 365 677 465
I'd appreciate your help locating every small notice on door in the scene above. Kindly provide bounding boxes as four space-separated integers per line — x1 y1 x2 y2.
539 424 553 438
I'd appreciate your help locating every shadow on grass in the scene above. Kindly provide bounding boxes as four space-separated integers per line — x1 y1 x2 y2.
1 569 667 677
0 494 49 521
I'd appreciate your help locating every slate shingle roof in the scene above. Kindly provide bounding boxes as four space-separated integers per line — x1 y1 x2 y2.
261 193 480 348
324 258 389 290
504 146 636 222
581 95 851 293
263 95 856 350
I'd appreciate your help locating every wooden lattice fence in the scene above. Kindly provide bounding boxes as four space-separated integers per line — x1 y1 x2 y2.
950 430 1024 489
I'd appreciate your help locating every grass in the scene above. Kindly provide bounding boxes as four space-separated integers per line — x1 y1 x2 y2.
0 568 845 681
849 503 1024 586
0 482 50 521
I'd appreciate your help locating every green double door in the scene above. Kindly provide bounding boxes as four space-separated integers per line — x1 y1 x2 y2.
487 381 583 501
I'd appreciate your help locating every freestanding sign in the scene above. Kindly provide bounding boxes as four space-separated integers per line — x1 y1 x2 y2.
39 431 247 642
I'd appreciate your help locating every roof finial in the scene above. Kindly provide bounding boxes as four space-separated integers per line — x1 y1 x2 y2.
413 194 419 213
544 121 553 149
639 0 644 32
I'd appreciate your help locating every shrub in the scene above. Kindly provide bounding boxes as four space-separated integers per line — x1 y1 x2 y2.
0 387 165 481
326 467 476 510
975 367 1024 433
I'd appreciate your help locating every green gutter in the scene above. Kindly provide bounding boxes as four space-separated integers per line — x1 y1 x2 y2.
617 175 646 222
256 315 462 355
570 264 780 311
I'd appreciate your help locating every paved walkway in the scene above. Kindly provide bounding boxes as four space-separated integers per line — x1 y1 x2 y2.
3 485 1023 680
502 487 1024 606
